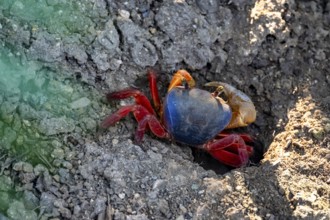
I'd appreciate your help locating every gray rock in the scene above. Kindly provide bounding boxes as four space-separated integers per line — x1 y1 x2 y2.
23 191 40 210
92 196 107 217
40 192 57 213
97 21 120 54
0 176 12 191
91 50 111 71
196 0 220 14
116 18 149 45
131 40 158 67
63 42 88 64
70 97 91 109
155 3 197 41
27 32 62 62
39 117 75 135
0 213 9 220
17 103 39 120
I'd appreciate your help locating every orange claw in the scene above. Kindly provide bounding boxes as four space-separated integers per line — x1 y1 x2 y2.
205 82 256 129
168 69 196 91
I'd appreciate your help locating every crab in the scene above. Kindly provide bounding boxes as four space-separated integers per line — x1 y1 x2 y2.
101 69 256 167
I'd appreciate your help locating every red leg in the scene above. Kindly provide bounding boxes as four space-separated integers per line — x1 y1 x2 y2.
106 89 156 115
135 115 168 143
203 134 251 167
217 132 254 143
101 104 168 143
101 105 135 128
147 69 162 114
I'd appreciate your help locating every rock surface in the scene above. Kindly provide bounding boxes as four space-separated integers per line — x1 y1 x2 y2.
0 0 329 219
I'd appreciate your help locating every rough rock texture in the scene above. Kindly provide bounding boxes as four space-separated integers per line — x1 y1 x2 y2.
0 0 329 219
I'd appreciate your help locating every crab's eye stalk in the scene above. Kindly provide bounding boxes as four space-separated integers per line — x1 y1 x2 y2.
182 78 190 90
168 69 196 91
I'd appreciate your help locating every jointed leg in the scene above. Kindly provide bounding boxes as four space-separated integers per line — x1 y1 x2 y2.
148 69 162 114
106 88 156 115
204 134 251 167
101 104 168 143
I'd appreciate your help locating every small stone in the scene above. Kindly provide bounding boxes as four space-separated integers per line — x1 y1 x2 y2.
179 204 187 213
324 123 330 133
13 162 24 171
70 97 91 109
112 139 119 145
0 176 13 191
118 10 130 19
40 192 56 213
309 127 324 140
22 163 33 173
191 184 199 190
51 148 65 159
118 193 126 199
62 161 73 170
53 175 60 182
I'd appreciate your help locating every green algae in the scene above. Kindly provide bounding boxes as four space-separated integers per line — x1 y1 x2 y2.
0 45 100 165
0 0 96 36
0 1 105 217
0 43 102 218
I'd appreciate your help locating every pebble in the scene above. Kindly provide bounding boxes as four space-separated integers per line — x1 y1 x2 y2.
13 162 33 173
62 161 73 170
118 10 130 19
51 148 65 159
112 138 119 145
118 193 126 199
70 97 91 109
